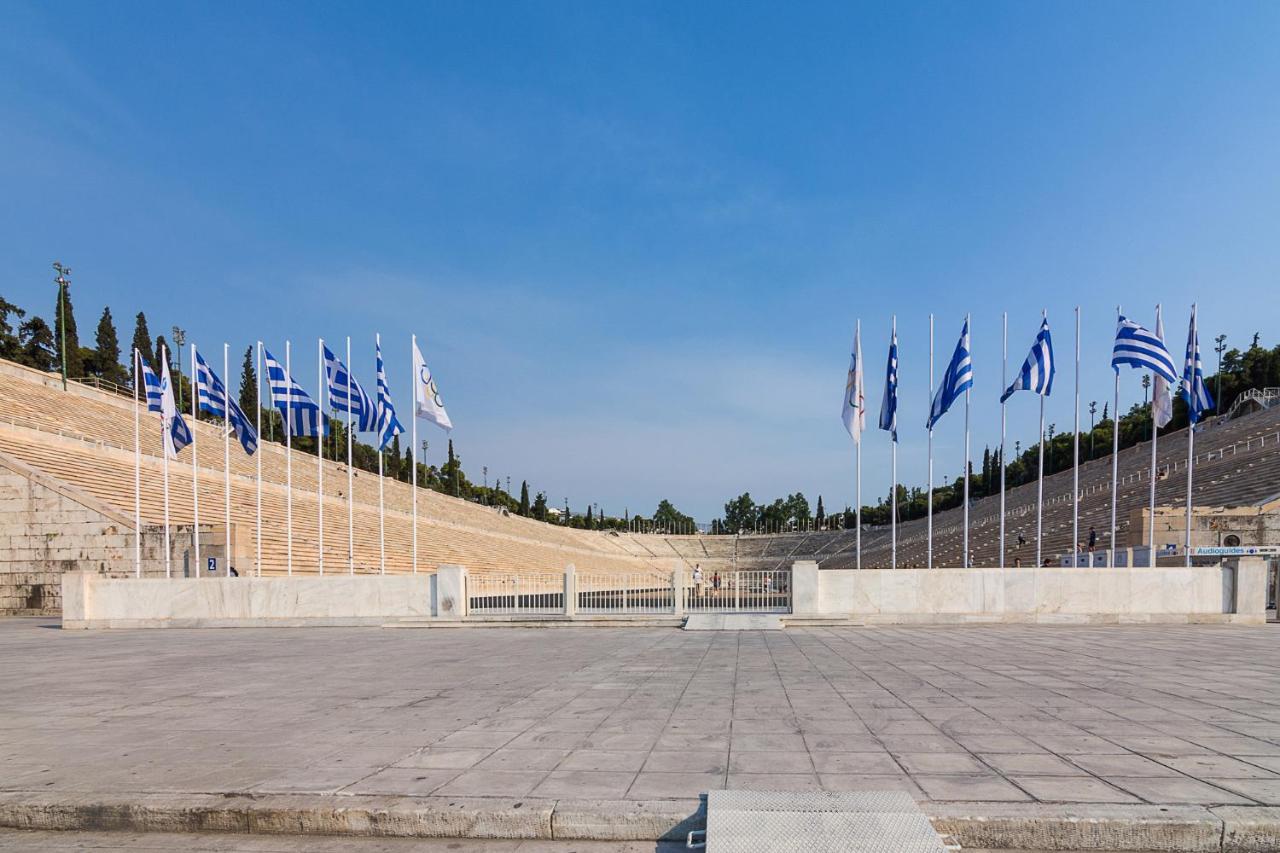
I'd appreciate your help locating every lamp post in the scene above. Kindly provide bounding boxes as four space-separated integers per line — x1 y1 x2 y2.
171 327 186 410
1214 334 1227 411
52 262 70 390
1088 401 1097 460
1142 373 1151 405
482 466 488 505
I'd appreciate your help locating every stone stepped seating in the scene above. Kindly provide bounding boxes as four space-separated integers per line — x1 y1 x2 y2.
0 360 656 577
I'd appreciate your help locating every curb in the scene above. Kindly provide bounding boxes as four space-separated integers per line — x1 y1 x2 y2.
2 793 1279 850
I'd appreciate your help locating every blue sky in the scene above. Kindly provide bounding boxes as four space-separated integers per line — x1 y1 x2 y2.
3 1 1279 520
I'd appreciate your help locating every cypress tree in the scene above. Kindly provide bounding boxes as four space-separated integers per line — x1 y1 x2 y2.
131 312 154 377
154 335 170 376
585 505 593 529
239 346 257 416
93 307 125 385
519 481 530 516
53 280 82 379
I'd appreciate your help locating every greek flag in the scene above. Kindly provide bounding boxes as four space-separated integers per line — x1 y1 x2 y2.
1181 307 1214 423
375 335 404 451
927 318 973 429
841 326 865 444
1000 317 1055 403
1111 314 1177 383
878 325 897 442
194 349 258 455
262 347 327 438
158 352 192 458
323 344 377 432
136 349 164 414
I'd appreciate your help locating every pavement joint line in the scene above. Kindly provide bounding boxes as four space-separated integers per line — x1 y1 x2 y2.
4 793 1280 848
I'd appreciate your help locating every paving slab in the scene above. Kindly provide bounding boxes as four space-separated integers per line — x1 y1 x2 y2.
6 618 1280 847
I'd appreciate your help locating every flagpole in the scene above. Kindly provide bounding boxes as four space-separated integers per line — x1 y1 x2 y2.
963 313 971 569
346 336 354 575
1036 388 1045 569
411 334 419 574
317 337 324 576
1073 306 1081 565
223 343 232 578
927 313 934 570
890 315 897 570
378 445 385 575
999 312 1007 568
1185 304 1197 567
285 340 293 576
191 344 200 579
1149 304 1160 563
1110 305 1121 565
255 342 262 577
855 319 862 571
133 349 142 578
161 344 172 579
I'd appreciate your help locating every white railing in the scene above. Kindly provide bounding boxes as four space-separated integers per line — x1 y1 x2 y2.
685 569 790 613
577 571 674 614
467 572 564 615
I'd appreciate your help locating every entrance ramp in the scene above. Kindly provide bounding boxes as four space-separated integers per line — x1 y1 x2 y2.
692 790 951 853
683 613 783 631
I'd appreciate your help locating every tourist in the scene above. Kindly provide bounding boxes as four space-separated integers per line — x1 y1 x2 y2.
1088 527 1097 552
712 571 722 594
693 564 704 597
1014 557 1022 568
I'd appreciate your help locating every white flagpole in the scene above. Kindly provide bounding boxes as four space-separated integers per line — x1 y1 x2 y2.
161 344 172 579
347 336 354 575
999 312 1007 568
285 340 293 576
1110 305 1121 565
378 445 385 575
927 313 934 570
855 319 861 570
133 349 142 578
890 315 897 570
411 334 418 574
255 342 262 577
1036 309 1046 569
1073 306 1081 565
223 342 231 578
963 313 971 569
1149 304 1160 563
191 344 200 579
317 337 324 576
1185 304 1197 567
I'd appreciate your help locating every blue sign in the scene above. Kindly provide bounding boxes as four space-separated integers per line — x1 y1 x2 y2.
207 557 217 573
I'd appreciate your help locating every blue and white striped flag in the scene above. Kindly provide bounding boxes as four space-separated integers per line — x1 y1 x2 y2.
1000 317 1055 403
262 347 327 438
878 325 898 442
194 349 258 455
136 349 164 414
1181 306 1214 424
322 344 378 432
375 335 404 451
1111 314 1177 383
927 318 973 429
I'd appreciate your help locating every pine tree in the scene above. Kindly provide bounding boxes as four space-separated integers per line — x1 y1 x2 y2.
0 296 25 361
403 444 414 483
154 336 171 378
519 481 530 516
53 280 82 379
93 307 125 385
585 505 593 529
19 315 56 371
131 313 154 376
815 495 825 529
239 346 257 416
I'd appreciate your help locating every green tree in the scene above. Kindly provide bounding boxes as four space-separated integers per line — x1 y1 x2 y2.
723 492 755 533
532 491 549 521
815 495 826 529
518 481 530 516
53 279 82 379
239 346 257 416
92 307 126 385
585 505 593 529
785 492 811 529
19 315 56 371
0 296 25 361
653 499 694 534
131 312 154 375
154 335 170 377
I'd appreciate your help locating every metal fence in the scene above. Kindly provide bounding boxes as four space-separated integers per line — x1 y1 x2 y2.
467 572 565 615
577 571 675 614
685 569 791 613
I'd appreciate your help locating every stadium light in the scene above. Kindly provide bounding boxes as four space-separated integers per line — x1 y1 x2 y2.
1214 334 1227 410
52 262 70 390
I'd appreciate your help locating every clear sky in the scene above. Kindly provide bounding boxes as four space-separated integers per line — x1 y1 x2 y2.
3 1 1279 521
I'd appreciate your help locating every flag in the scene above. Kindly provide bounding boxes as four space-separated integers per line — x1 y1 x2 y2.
262 347 327 437
841 326 865 443
194 349 259 455
375 335 404 451
1152 307 1173 428
136 349 164 414
878 325 898 442
1111 314 1177 383
927 318 973 429
158 353 192 458
412 339 453 431
1000 316 1055 403
323 344 377 432
1181 306 1214 424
